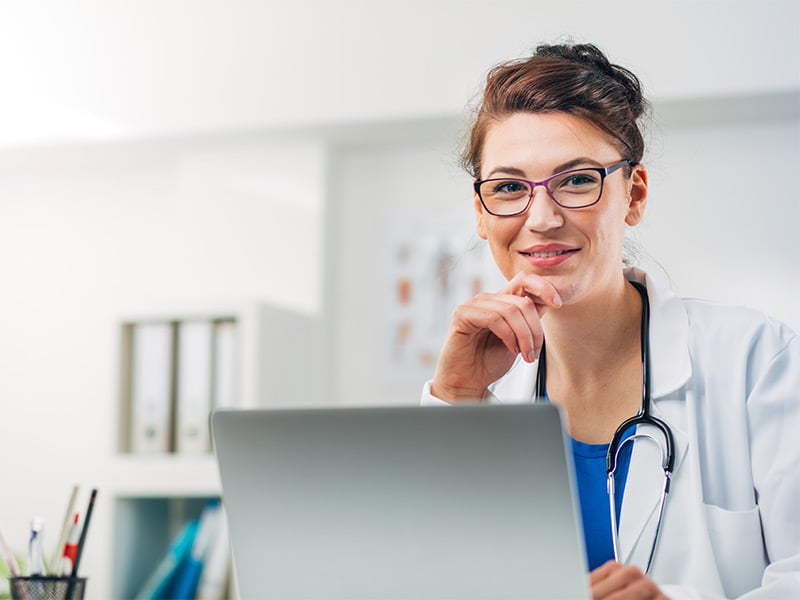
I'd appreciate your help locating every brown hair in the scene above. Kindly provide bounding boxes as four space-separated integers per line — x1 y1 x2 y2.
463 43 648 178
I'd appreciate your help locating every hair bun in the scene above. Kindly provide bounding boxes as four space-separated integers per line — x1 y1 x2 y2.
535 43 614 76
535 43 645 119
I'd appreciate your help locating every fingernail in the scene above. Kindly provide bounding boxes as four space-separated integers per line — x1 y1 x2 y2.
553 294 563 307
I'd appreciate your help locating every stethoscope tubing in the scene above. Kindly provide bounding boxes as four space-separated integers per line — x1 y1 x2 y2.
534 279 674 574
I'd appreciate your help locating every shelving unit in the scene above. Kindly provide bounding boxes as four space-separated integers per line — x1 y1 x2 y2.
107 301 323 599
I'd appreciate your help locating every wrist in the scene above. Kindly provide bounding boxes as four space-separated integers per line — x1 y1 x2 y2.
429 380 488 403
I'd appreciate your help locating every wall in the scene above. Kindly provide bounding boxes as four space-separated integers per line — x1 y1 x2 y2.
0 137 326 596
1 2 798 146
0 2 797 597
326 103 800 408
639 106 800 321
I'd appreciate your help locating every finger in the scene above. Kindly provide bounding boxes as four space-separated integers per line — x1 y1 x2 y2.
480 292 546 360
503 272 563 310
504 294 545 362
450 300 521 358
475 293 545 362
593 565 666 600
591 564 646 600
589 559 621 585
603 576 667 600
455 295 542 360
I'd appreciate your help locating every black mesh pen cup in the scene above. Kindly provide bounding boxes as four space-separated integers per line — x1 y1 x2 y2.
9 576 87 600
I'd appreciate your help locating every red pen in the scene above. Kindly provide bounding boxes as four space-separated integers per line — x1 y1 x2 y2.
61 513 80 575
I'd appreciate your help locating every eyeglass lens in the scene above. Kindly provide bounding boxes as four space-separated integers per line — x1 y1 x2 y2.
479 169 605 215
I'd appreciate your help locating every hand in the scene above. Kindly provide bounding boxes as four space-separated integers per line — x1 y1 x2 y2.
430 272 562 402
590 560 669 600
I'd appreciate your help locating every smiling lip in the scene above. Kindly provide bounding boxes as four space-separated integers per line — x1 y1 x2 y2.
519 244 579 267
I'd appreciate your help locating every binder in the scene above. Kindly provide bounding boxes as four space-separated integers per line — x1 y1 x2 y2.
211 320 237 411
170 500 222 600
196 505 231 600
130 322 174 453
175 320 214 454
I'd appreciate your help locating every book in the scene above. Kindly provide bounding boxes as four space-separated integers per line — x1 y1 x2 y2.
134 519 198 600
175 320 214 454
130 322 174 453
169 500 222 600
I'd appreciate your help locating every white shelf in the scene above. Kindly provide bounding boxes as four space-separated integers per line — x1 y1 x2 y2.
106 454 222 498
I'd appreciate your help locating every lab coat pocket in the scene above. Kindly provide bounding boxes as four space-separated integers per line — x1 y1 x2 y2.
703 503 765 598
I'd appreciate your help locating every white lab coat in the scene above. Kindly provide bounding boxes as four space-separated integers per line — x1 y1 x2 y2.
421 268 800 599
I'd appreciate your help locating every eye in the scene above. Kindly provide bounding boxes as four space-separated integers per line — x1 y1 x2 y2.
491 180 529 196
554 170 601 192
564 173 597 186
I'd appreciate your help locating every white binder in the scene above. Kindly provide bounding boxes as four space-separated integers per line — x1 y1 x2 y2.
130 322 174 453
175 320 214 454
212 320 237 411
196 504 231 600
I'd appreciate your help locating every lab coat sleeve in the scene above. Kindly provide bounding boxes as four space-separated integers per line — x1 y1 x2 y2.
419 380 501 405
663 333 800 599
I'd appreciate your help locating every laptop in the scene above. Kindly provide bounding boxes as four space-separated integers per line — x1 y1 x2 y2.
211 404 590 600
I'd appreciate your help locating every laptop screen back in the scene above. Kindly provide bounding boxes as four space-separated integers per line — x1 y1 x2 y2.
212 403 590 600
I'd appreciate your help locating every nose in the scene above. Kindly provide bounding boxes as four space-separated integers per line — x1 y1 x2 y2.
524 184 564 231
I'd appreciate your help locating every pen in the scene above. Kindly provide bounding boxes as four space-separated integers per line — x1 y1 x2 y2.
51 483 79 576
70 488 97 577
28 518 45 576
61 513 81 576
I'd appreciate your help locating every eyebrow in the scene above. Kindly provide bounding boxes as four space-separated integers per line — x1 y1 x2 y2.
484 157 605 179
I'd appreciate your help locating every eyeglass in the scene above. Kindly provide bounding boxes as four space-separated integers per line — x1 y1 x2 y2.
474 159 632 216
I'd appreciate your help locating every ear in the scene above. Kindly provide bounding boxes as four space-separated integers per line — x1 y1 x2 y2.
474 192 488 239
625 164 648 226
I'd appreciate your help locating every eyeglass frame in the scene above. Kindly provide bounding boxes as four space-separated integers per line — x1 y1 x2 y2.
473 158 633 216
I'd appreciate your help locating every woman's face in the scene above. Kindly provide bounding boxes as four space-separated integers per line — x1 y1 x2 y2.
475 111 648 305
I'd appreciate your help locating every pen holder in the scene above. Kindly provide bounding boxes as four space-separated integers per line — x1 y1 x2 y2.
9 576 87 600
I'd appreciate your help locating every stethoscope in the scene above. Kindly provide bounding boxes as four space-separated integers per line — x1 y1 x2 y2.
534 280 675 574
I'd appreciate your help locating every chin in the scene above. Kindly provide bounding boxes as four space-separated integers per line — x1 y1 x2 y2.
543 276 584 306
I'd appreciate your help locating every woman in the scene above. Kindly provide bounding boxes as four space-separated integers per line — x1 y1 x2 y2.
422 43 799 599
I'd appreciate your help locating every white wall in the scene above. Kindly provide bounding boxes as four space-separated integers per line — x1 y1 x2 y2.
639 111 800 323
0 2 798 146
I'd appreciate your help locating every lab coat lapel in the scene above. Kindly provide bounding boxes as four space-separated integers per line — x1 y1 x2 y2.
617 269 692 566
627 268 692 399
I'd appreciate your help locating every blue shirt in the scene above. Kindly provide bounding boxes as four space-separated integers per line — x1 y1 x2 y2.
570 427 634 571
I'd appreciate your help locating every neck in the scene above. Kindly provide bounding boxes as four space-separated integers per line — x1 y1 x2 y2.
538 276 647 443
541 277 643 391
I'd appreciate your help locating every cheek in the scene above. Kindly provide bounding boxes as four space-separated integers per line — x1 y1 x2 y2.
484 218 520 250
483 220 521 277
591 207 629 250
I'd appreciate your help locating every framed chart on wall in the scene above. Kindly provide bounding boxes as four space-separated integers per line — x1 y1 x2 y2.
382 216 505 385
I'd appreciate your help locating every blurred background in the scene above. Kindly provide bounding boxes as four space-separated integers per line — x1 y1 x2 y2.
0 2 798 598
